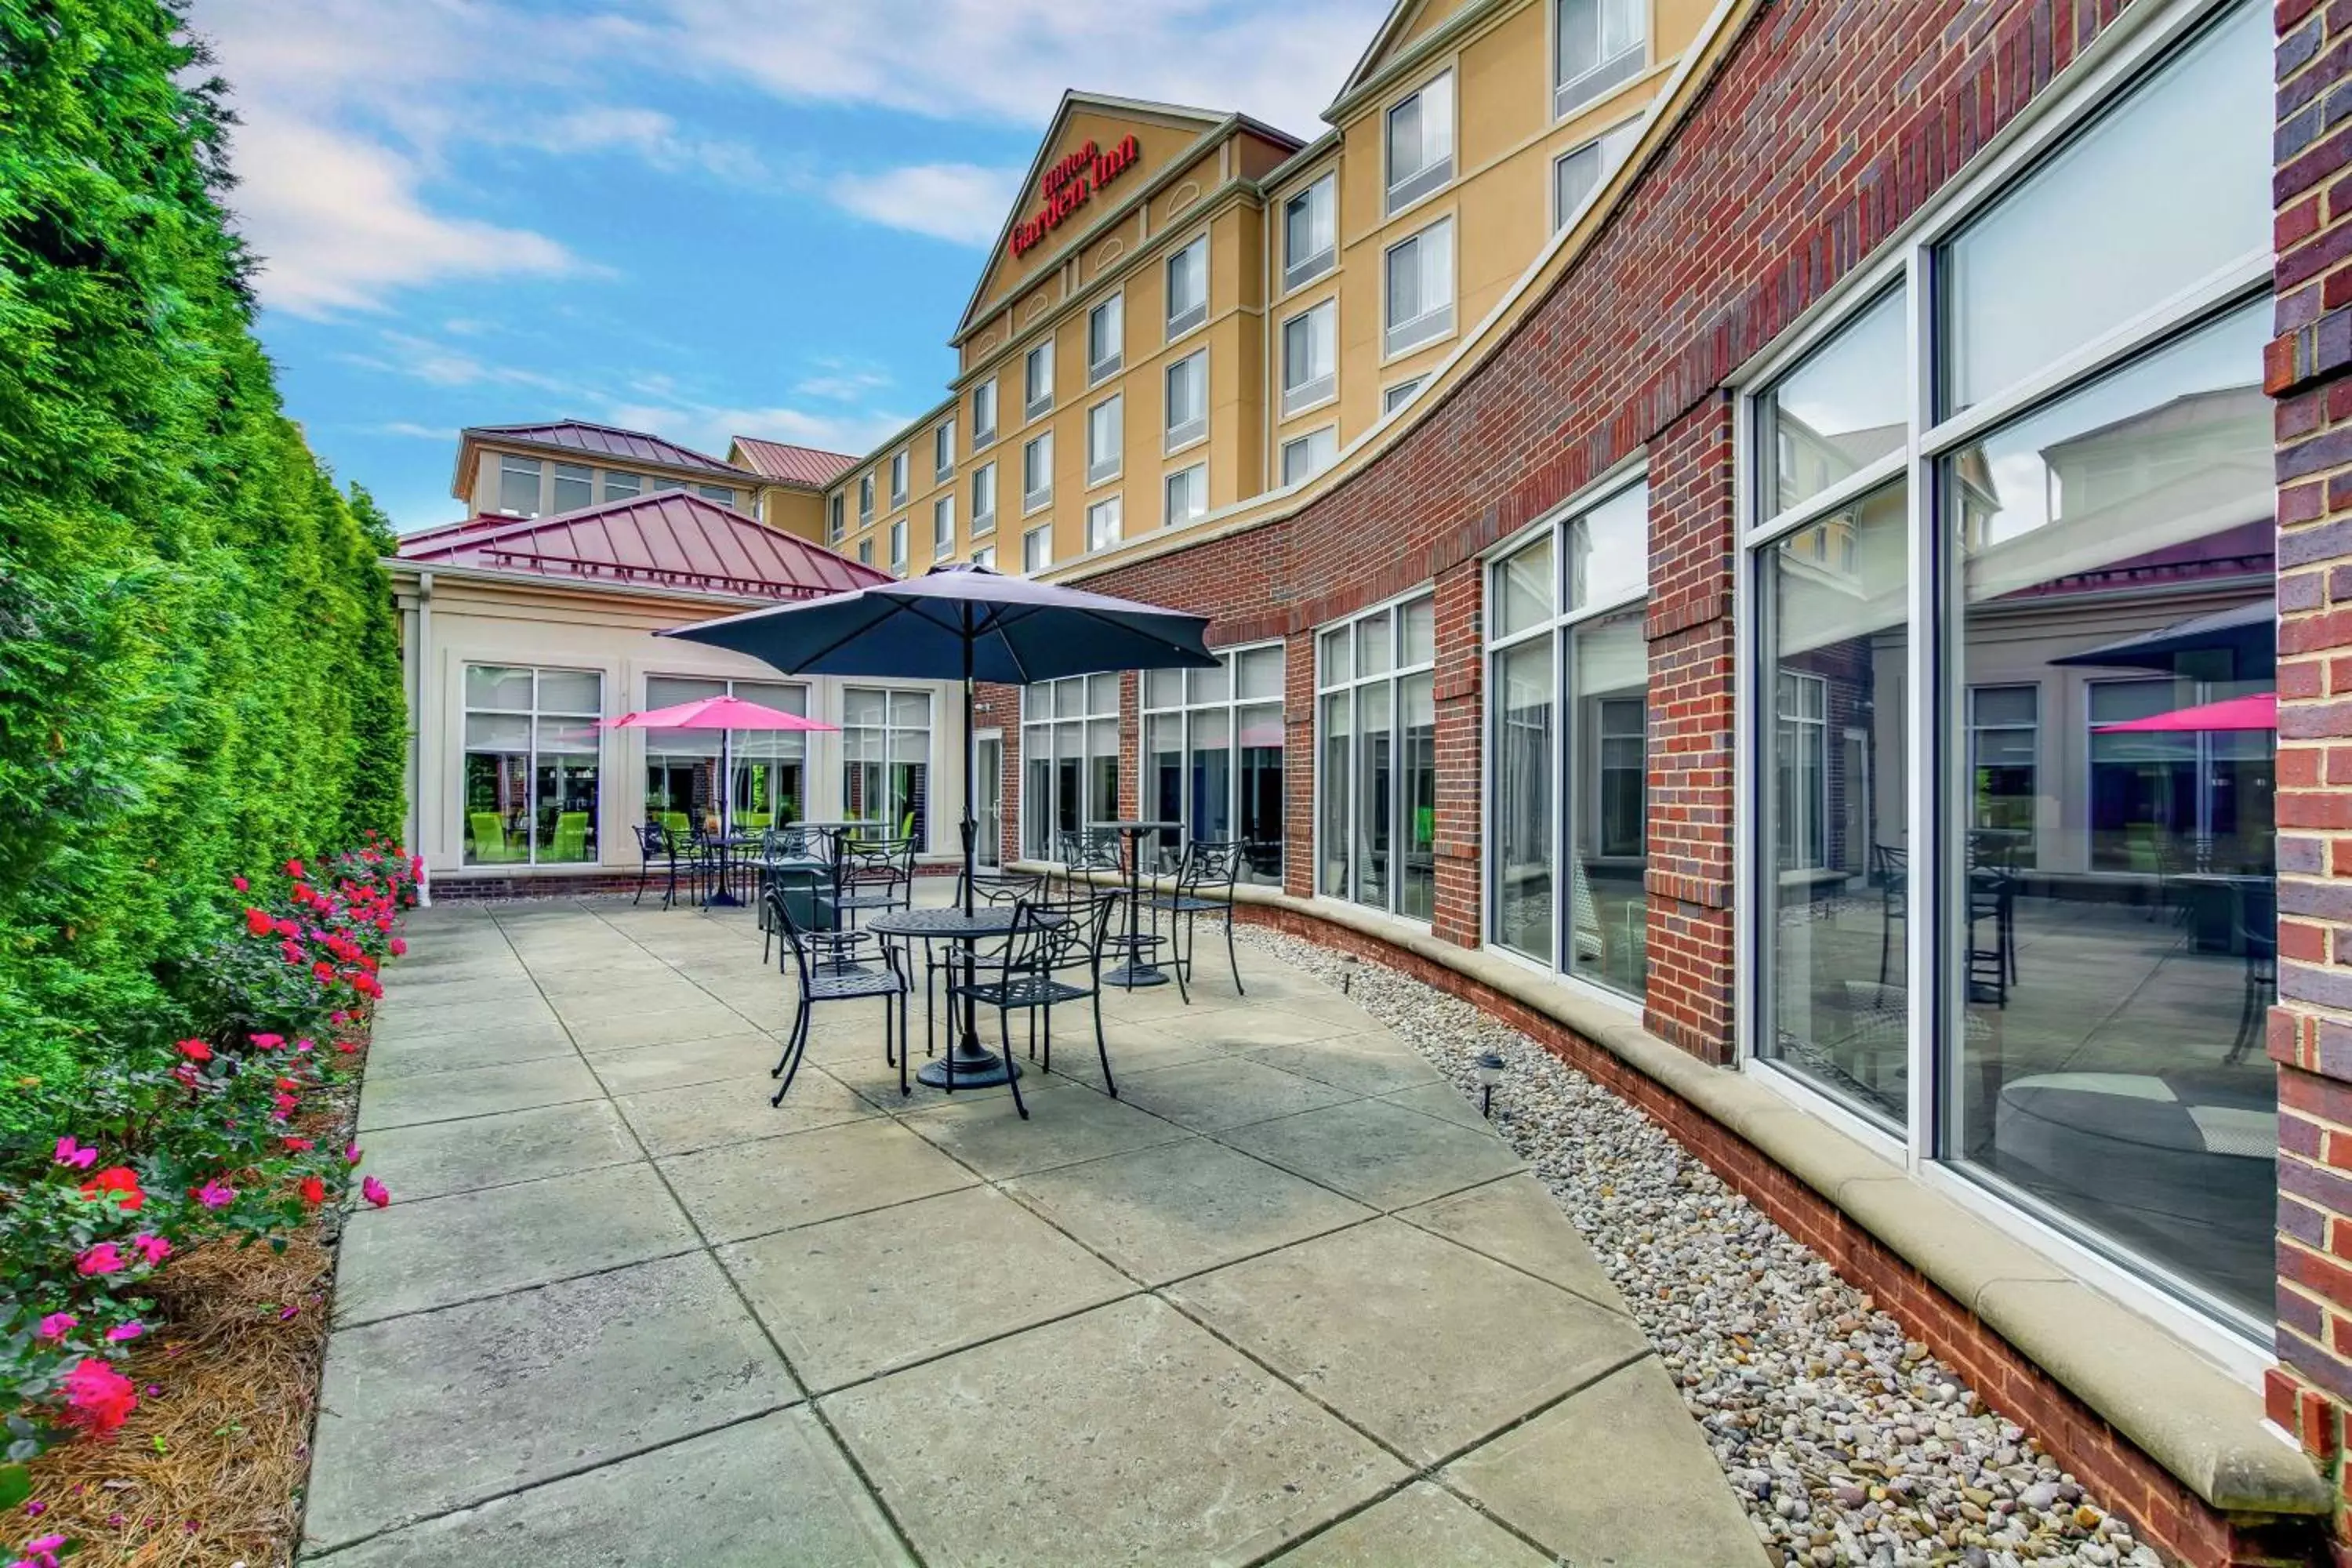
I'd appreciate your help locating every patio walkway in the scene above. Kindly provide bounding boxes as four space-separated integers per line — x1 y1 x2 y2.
301 887 1764 1566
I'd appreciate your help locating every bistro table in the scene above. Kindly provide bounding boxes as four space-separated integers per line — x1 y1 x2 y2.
700 830 765 908
869 906 1047 1088
1093 819 1182 989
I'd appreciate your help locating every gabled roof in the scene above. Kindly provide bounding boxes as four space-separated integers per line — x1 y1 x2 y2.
460 420 757 481
728 437 858 489
394 491 888 601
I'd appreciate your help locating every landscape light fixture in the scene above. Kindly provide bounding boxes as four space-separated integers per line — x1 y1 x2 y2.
1341 953 1359 995
1475 1051 1505 1118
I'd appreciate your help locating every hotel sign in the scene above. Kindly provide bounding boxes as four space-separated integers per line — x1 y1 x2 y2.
1010 135 1141 259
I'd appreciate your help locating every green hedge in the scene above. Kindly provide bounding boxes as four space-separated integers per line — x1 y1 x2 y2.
0 0 407 1097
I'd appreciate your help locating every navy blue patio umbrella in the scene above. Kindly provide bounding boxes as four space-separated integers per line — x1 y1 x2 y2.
660 564 1219 1083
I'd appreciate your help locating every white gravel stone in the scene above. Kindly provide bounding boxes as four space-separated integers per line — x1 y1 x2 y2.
1239 927 2161 1568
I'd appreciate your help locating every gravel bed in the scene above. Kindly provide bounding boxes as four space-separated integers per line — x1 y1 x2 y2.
1236 927 2163 1568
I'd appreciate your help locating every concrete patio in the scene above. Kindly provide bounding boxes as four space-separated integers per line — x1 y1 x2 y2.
302 886 1765 1566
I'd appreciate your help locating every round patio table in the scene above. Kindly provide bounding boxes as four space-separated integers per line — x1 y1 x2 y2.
1092 820 1182 989
869 906 1062 1089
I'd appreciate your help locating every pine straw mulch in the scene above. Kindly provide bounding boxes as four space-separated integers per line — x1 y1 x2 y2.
19 1230 339 1568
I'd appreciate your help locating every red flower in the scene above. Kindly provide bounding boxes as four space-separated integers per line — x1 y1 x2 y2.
60 1358 138 1436
232 874 249 892
251 1033 284 1051
80 1167 145 1212
389 936 408 956
298 1176 325 1206
285 858 306 878
312 961 335 984
334 1040 359 1054
282 1135 314 1152
245 906 272 936
176 1038 212 1062
352 973 383 1000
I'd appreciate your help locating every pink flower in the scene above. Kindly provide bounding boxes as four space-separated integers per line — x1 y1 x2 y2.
36 1312 76 1341
390 936 408 956
53 1137 96 1170
344 1142 362 1164
285 858 306 878
76 1243 124 1276
273 1091 298 1117
294 1037 314 1054
361 1176 390 1208
105 1322 144 1344
60 1358 137 1436
232 874 249 892
193 1180 235 1210
250 1032 283 1051
132 1233 170 1265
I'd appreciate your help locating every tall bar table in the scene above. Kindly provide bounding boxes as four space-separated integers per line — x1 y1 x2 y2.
1093 819 1181 989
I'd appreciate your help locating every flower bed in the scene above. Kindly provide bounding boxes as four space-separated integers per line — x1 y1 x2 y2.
4 844 418 1567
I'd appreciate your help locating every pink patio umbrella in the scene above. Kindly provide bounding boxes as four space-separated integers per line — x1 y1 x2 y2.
604 697 837 898
2092 691 2277 734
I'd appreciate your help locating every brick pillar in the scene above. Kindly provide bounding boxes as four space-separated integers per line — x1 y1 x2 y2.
2263 0 2352 1531
1644 394 1737 1063
1432 556 1486 949
975 681 1021 864
1283 626 1317 901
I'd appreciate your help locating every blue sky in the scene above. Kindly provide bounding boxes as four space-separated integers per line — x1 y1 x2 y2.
185 0 1393 532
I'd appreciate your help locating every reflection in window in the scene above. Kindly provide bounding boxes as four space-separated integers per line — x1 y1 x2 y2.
1022 676 1122 859
1758 288 1907 520
1145 647 1288 884
1320 598 1436 918
843 688 930 848
643 676 808 837
463 665 601 866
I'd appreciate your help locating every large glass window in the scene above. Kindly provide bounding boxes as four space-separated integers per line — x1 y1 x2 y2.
1318 596 1436 920
643 676 809 838
1024 339 1054 419
1384 219 1454 357
1486 478 1651 997
1166 350 1208 450
1282 426 1338 487
1167 237 1209 337
1087 394 1123 485
1555 0 1645 118
1553 121 1639 231
843 688 931 847
463 666 601 866
1086 495 1122 554
1165 463 1208 528
497 455 543 517
602 469 642 503
1283 174 1337 292
1088 294 1123 383
1385 71 1454 214
971 463 996 533
1146 647 1287 884
934 417 955 481
1742 2 2273 1329
1022 431 1053 513
889 449 909 506
552 461 593 513
972 379 998 446
1023 676 1123 859
1281 300 1337 416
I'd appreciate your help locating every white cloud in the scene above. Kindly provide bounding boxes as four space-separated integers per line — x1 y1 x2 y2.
604 400 906 463
505 105 768 184
340 331 572 392
364 421 454 440
826 162 1022 247
793 363 896 401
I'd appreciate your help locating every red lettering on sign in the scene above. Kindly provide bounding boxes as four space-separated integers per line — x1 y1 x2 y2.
1011 133 1141 259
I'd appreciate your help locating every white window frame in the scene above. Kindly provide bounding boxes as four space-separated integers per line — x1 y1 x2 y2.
1165 349 1209 452
1280 425 1338 487
1552 0 1648 122
1141 643 1288 880
1164 463 1209 528
1385 69 1456 216
601 469 642 503
1087 292 1124 383
932 493 955 554
858 473 874 523
1087 394 1123 486
1024 339 1054 420
1282 173 1338 294
888 517 907 575
972 379 998 447
1020 674 1123 859
1382 376 1428 416
1553 119 1642 232
1383 215 1456 358
827 492 846 543
459 664 604 866
1086 493 1123 553
498 453 545 517
1166 234 1210 339
1281 298 1338 416
888 450 909 507
1022 431 1054 514
934 417 955 481
1726 0 2277 1370
971 462 997 534
1314 590 1439 922
974 544 996 571
1022 523 1053 575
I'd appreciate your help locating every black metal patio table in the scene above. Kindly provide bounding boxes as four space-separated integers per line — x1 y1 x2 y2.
869 905 1062 1088
1093 820 1181 989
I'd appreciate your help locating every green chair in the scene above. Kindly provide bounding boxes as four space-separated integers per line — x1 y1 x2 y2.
736 811 772 833
659 810 693 839
550 811 590 863
468 811 522 864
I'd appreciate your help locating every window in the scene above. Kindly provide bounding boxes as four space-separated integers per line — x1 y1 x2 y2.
1486 477 1650 997
974 545 996 571
858 474 874 521
1086 495 1122 553
698 485 737 510
1280 426 1337 486
497 454 543 516
1165 350 1208 451
602 469 642 503
642 675 808 839
1741 2 2274 1327
1024 339 1054 419
1164 463 1208 528
461 665 601 866
1087 294 1123 383
972 379 998 446
1281 299 1338 416
1318 596 1436 919
828 492 846 543
888 450 909 506
888 518 907 575
1384 217 1455 356
1283 174 1337 292
971 462 997 532
1021 675 1123 860
1144 646 1287 883
1022 524 1052 575
1553 120 1639 230
1087 394 1123 485
1383 377 1427 415
932 494 954 553
1166 236 1208 337
552 462 593 512
842 687 931 848
857 539 873 566
1555 0 1645 119
1385 71 1454 214
1022 431 1053 513
934 418 955 481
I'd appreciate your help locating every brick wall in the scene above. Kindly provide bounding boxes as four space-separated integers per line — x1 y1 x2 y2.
2261 0 2352 1538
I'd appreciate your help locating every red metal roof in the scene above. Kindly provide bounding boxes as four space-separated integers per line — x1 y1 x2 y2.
395 492 889 601
730 436 858 488
463 420 756 479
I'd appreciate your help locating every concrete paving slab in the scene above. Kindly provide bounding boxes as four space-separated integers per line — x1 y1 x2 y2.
303 1253 797 1553
354 1100 641 1202
899 1077 1192 1178
1444 1356 1770 1566
1375 1080 1488 1128
368 976 543 1012
362 1019 579 1080
334 1161 699 1325
583 1031 778 1095
614 1066 876 1157
1395 1173 1628 1314
1166 1218 1650 1465
371 996 558 1044
357 1056 604 1132
1243 1033 1448 1097
1110 1054 1359 1133
310 1408 909 1567
719 1185 1132 1392
1217 1097 1526 1211
814 1040 1028 1110
823 1296 1405 1567
660 1117 979 1243
526 959 679 993
1004 1136 1374 1285
565 1004 755 1053
546 979 719 1022
1152 1004 1367 1050
1265 1482 1554 1568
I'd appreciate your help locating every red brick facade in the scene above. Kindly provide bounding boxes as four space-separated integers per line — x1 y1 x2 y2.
2259 0 2352 1544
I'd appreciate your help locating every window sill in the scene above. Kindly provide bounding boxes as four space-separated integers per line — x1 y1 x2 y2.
1163 429 1208 458
1382 321 1457 365
971 517 997 538
1278 391 1339 425
1086 469 1122 492
1163 317 1208 350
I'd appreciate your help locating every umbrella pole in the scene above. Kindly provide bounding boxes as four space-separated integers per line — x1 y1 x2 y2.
963 626 977 920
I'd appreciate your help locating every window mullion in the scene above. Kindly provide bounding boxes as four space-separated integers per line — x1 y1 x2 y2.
1902 241 1938 1173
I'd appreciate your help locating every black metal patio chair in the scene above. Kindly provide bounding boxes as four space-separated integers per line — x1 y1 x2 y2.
913 869 1045 1058
948 891 1119 1112
1149 839 1247 1002
764 884 912 1104
835 834 916 933
633 821 715 910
